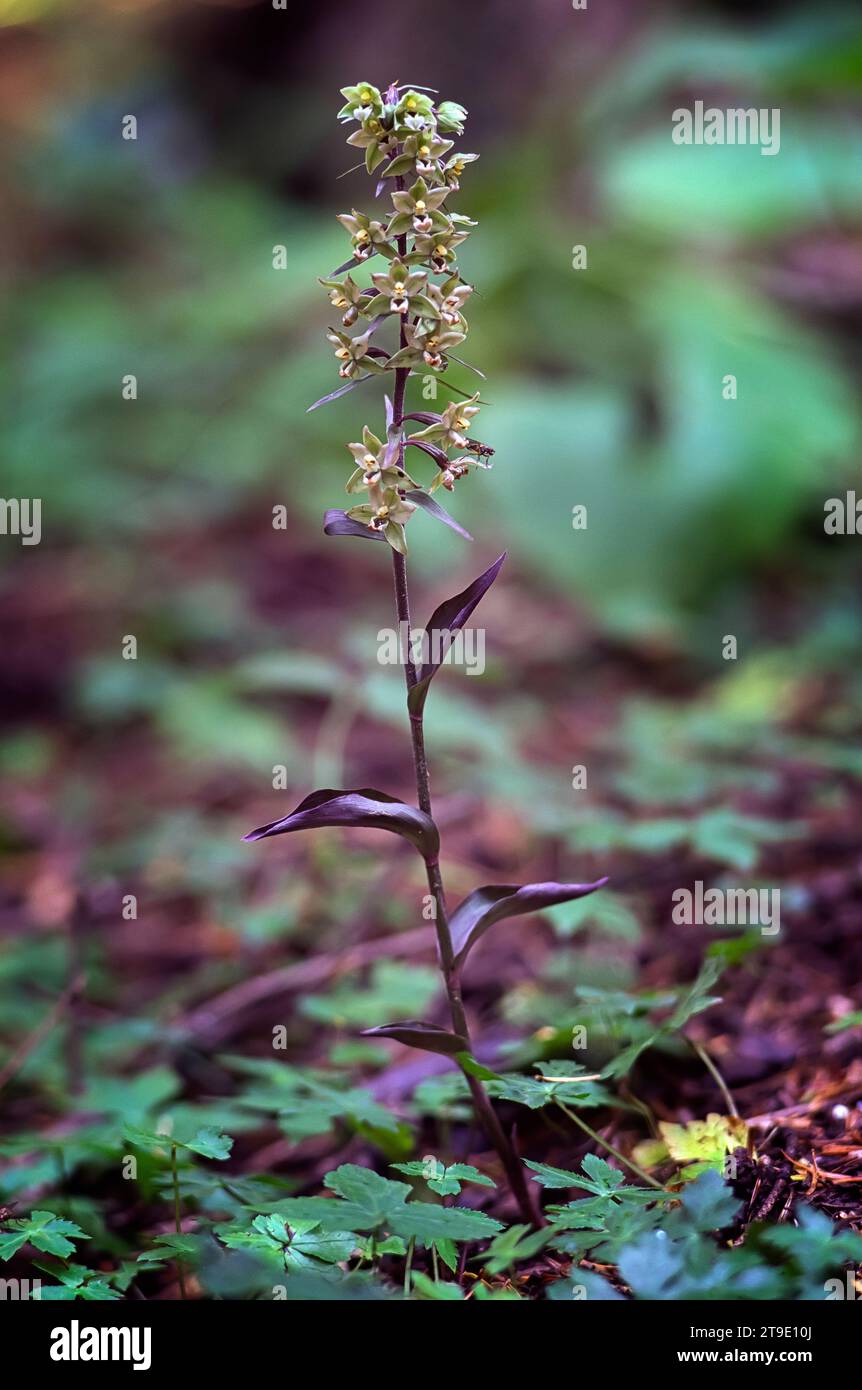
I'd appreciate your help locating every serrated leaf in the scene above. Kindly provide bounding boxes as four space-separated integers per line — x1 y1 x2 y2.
185 1127 234 1161
390 1203 502 1245
478 1223 550 1275
244 787 439 859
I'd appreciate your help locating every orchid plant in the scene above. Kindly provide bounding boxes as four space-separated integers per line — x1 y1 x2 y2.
244 82 605 1226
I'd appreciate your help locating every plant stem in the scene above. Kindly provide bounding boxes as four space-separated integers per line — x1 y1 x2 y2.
690 1040 739 1118
389 383 540 1227
555 1100 668 1191
403 1236 415 1296
171 1144 187 1299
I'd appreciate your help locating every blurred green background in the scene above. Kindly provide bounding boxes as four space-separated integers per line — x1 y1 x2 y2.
2 0 862 1016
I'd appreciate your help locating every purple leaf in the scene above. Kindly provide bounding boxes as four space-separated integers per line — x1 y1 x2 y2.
407 553 506 716
244 787 439 859
323 509 385 543
361 1021 467 1056
405 491 473 541
307 376 375 414
450 879 608 970
329 251 380 277
406 439 449 468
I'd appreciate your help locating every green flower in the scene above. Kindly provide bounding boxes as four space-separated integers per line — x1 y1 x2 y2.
336 210 392 262
436 100 468 135
383 133 455 182
411 224 470 274
338 82 384 123
367 262 431 317
421 275 473 328
443 152 479 191
345 427 415 495
319 273 367 327
408 391 482 449
347 487 417 554
387 178 450 238
326 327 384 379
394 89 436 134
387 322 466 372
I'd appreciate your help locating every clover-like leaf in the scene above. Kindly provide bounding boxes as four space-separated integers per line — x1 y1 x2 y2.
450 878 608 970
361 1021 467 1056
244 788 439 859
407 553 506 716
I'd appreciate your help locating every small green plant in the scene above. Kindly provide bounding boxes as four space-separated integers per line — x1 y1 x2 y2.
243 82 606 1225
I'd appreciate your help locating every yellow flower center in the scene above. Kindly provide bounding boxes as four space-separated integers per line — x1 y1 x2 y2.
415 200 426 213
377 506 390 519
435 245 447 256
360 89 373 102
419 145 430 157
394 282 405 294
406 97 417 111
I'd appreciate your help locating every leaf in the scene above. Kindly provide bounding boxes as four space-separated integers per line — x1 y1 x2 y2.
450 879 608 970
360 1021 467 1056
307 375 376 413
478 1223 550 1275
391 1204 502 1245
404 490 473 541
407 553 506 716
602 956 724 1080
526 1155 655 1202
122 1125 233 1162
313 1165 502 1245
185 1127 234 1161
328 252 380 277
659 1114 748 1176
411 1271 464 1300
391 1161 495 1198
0 1211 90 1261
244 787 439 859
547 1270 624 1301
323 508 385 542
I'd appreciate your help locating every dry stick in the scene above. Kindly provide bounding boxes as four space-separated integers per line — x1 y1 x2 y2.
389 362 541 1228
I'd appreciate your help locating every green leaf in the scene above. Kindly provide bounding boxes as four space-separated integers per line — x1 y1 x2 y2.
0 1210 90 1262
477 1224 550 1275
